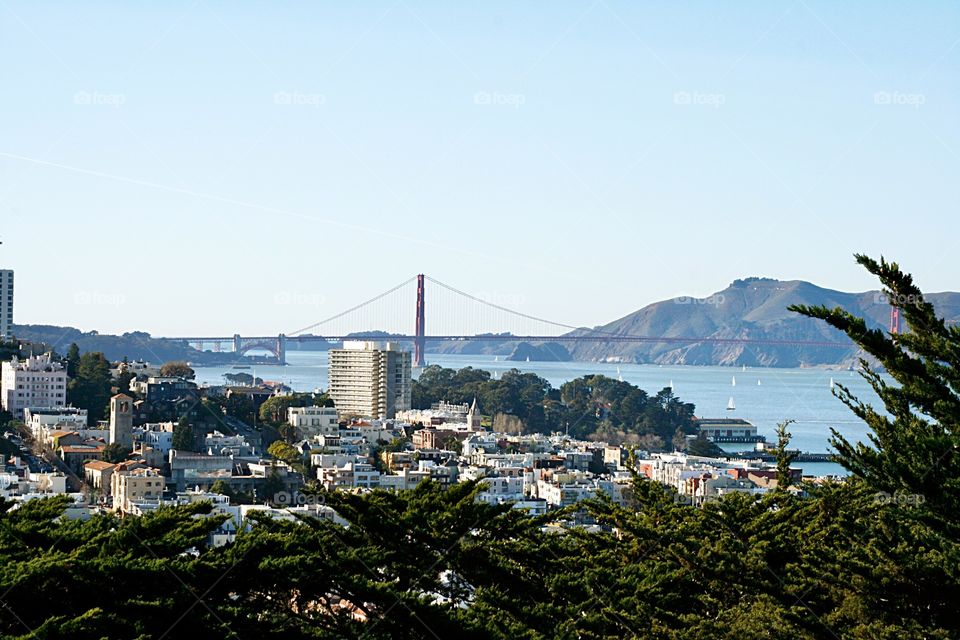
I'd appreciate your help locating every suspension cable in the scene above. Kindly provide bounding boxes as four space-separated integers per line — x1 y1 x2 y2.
425 275 586 333
286 276 418 336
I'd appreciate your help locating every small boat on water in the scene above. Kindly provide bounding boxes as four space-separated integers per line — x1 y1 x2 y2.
830 377 835 390
741 364 746 372
232 365 251 369
525 356 530 362
494 356 499 362
732 376 737 387
757 379 762 386
727 396 736 411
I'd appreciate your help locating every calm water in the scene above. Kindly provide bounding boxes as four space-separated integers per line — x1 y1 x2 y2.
195 352 882 476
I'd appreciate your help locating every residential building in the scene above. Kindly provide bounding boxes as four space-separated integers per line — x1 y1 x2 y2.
24 407 88 442
83 460 116 495
111 467 165 513
0 269 11 340
288 405 339 439
1 353 68 420
328 341 411 419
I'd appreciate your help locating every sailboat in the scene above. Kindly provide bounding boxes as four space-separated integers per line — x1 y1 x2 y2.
757 379 762 386
617 366 623 382
829 377 835 390
494 356 499 362
525 356 530 362
731 376 736 387
727 396 736 411
741 364 746 372
669 380 674 391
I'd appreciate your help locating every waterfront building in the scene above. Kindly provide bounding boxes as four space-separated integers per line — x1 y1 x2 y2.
1 353 68 420
694 418 762 442
327 341 411 419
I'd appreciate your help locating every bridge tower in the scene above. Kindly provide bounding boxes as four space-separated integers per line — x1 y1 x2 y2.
277 334 287 365
233 334 242 354
414 274 426 367
890 307 901 334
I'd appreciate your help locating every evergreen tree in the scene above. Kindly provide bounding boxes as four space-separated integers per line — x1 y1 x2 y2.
773 419 797 490
172 416 196 451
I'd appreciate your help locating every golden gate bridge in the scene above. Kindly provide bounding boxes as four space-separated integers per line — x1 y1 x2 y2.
162 274 855 365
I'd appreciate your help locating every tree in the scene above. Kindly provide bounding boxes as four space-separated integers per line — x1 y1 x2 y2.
65 343 80 377
67 351 112 424
267 440 300 465
773 419 797 490
259 394 304 426
160 361 195 379
791 254 960 509
172 416 196 452
101 443 130 463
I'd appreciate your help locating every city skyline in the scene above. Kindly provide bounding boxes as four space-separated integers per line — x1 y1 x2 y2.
2 1 958 335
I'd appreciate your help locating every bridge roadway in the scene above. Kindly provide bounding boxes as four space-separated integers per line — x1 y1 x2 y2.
163 334 852 348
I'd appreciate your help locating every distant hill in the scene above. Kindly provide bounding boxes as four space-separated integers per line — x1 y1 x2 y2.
565 278 960 367
10 325 251 365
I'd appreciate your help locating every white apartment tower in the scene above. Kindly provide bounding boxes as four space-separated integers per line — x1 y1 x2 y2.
328 341 412 420
0 269 12 340
0 353 68 420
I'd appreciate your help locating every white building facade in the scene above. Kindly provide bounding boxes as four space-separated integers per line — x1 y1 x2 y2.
1 353 68 420
328 341 411 419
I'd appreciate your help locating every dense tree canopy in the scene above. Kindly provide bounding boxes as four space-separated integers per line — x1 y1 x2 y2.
66 351 112 425
413 366 695 445
160 361 196 379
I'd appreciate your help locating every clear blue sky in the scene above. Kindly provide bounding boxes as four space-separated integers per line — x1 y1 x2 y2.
1 1 957 336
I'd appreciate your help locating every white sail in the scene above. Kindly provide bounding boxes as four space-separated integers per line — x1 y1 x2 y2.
669 380 674 391
829 377 835 389
727 396 736 411
742 364 746 372
525 356 530 362
494 356 499 362
617 366 623 382
732 376 736 387
757 379 762 386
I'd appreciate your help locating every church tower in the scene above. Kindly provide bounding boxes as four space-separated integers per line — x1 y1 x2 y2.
467 398 482 429
109 393 134 449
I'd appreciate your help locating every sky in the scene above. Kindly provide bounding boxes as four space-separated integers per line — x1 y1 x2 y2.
1 1 958 336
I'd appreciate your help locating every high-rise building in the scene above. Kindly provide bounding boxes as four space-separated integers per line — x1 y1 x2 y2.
0 269 12 340
328 341 412 419
0 353 68 420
